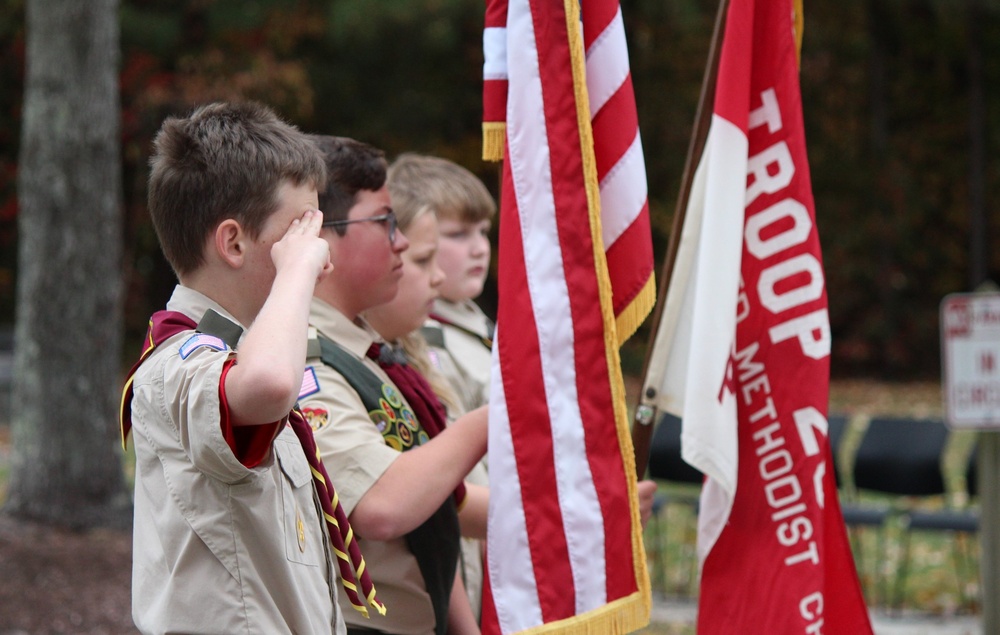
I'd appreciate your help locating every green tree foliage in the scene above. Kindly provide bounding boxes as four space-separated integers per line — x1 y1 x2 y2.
1 0 998 379
311 0 488 159
801 0 1000 376
110 0 500 341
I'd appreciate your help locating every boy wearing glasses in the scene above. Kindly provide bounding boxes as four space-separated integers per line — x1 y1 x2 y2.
301 135 488 635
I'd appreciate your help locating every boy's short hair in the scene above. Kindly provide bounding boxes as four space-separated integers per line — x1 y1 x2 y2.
309 135 388 233
148 101 326 277
387 153 496 227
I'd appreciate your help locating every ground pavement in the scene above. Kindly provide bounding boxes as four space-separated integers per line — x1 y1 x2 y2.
650 596 984 634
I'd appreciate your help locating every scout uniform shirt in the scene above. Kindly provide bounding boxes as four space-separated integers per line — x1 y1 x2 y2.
426 298 494 414
127 285 345 635
409 390 489 624
422 298 493 622
301 298 447 635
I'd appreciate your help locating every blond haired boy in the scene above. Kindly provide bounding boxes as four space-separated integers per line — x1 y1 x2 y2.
387 154 496 416
386 153 495 623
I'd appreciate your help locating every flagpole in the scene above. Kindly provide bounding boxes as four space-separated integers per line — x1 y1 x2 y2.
631 0 730 478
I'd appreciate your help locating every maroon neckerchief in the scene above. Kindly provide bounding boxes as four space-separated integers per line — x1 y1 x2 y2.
367 342 467 505
119 311 201 447
285 408 386 617
120 311 385 618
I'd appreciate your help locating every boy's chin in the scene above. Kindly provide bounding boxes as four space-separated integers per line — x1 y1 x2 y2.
463 282 486 300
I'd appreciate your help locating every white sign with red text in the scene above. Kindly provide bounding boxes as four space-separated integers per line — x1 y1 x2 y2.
942 292 1000 429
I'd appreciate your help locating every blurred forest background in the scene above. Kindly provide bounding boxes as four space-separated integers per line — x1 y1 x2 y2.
1 0 999 380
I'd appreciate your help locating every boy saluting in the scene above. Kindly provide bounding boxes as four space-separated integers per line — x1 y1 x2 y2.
120 102 382 634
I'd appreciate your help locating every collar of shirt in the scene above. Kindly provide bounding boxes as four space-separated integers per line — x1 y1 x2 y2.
309 297 380 361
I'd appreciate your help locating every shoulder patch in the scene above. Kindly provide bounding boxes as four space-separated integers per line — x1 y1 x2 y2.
179 333 228 359
302 406 330 431
299 366 320 400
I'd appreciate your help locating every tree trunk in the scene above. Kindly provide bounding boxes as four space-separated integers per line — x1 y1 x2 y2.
7 0 130 529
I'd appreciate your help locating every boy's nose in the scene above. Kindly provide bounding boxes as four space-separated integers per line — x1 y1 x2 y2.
431 264 445 287
393 232 410 252
471 235 489 255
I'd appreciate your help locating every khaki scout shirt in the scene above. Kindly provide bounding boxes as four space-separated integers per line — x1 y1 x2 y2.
301 298 436 635
129 285 345 635
425 298 493 622
428 299 494 414
456 451 488 622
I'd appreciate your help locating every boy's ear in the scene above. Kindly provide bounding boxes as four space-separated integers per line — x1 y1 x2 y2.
213 219 248 269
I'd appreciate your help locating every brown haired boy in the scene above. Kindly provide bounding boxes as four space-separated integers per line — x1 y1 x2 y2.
122 102 376 634
299 136 487 635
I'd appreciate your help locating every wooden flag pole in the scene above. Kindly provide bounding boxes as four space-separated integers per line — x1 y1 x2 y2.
631 0 730 478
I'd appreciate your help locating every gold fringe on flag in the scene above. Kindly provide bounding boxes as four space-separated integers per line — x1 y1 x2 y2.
482 122 506 162
793 0 804 67
615 274 656 346
551 2 654 635
516 592 652 635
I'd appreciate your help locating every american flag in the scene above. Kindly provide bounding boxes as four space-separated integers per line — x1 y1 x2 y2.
482 0 654 343
480 0 655 633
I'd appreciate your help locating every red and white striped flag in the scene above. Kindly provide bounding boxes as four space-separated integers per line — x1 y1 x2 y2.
640 0 873 632
482 0 508 162
482 0 655 344
480 0 654 633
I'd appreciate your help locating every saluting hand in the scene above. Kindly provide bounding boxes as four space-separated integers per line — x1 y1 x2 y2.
272 209 334 282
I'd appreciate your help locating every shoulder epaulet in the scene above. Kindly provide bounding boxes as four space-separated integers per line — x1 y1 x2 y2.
420 323 446 348
428 312 493 349
196 309 243 348
306 327 322 359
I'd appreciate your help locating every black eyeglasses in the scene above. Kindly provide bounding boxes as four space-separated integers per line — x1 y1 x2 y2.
322 211 397 244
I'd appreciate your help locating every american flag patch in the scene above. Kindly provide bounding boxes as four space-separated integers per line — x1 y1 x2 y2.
299 366 320 399
178 333 228 359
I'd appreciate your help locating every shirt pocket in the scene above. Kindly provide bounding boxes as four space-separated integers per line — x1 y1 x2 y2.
274 436 324 567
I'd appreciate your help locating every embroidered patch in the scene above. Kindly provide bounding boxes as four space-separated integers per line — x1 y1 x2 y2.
299 366 320 399
381 384 404 408
369 381 423 451
179 333 228 359
397 424 413 446
427 349 441 370
302 406 329 432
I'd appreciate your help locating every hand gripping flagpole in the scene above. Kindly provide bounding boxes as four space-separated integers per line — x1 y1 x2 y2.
630 0 730 478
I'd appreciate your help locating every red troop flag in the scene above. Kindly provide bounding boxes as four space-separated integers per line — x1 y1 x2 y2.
479 0 656 633
639 0 874 632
